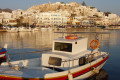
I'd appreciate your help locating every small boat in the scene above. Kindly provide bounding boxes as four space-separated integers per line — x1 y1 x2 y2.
41 27 54 31
6 27 18 32
0 34 109 80
41 27 49 31
0 44 7 65
18 27 31 32
32 27 40 31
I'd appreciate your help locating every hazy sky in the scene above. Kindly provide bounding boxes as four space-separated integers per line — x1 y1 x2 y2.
0 0 120 15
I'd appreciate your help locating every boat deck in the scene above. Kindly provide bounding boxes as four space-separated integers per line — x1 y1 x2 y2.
0 66 57 78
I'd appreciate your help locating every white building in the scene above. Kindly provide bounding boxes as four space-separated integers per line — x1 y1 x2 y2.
0 11 16 25
0 12 13 19
12 9 25 18
108 14 118 19
36 12 70 26
108 14 119 25
103 16 110 25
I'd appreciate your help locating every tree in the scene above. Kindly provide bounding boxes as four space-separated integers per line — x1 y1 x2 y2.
104 12 111 16
0 24 3 27
60 2 65 4
19 16 24 24
22 23 29 27
16 16 24 26
82 1 87 6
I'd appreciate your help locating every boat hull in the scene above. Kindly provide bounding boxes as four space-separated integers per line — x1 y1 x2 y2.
0 54 109 80
74 61 106 80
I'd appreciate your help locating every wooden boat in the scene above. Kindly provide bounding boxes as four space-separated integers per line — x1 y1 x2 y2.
0 34 109 80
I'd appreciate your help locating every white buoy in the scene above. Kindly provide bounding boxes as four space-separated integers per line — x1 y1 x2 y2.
92 67 99 73
68 71 74 80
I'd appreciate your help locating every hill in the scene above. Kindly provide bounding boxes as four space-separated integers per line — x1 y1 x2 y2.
27 2 80 13
0 8 12 13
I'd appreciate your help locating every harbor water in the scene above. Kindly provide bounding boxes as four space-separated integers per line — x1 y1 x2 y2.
0 29 120 80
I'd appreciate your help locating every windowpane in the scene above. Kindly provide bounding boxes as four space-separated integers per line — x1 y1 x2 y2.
54 42 72 52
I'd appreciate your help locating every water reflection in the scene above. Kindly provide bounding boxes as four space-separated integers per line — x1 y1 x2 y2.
0 29 112 50
85 69 108 80
0 31 54 49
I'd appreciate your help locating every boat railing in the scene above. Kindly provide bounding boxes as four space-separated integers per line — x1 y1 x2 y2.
6 49 105 72
7 49 52 61
46 54 97 72
7 53 28 61
61 53 101 69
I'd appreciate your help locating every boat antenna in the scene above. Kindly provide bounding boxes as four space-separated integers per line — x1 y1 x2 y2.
107 33 110 54
95 33 99 40
99 34 102 55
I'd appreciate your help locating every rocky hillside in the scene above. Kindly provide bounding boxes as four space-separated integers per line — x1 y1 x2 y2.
27 2 80 13
0 8 12 13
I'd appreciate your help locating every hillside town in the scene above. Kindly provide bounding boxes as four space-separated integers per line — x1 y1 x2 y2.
0 2 120 27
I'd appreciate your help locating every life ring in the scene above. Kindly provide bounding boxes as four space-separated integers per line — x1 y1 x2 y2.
90 40 99 49
66 35 78 40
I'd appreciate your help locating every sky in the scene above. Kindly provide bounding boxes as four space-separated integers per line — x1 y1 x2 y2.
0 0 120 15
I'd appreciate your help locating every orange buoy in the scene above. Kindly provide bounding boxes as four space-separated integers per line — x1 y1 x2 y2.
66 35 78 40
90 40 99 49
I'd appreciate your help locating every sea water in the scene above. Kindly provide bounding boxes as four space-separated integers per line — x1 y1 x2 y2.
0 29 120 80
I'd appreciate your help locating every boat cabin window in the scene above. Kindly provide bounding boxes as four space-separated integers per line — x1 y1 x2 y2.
54 42 72 52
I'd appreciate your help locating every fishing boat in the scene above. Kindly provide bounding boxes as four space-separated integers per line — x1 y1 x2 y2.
0 33 109 80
